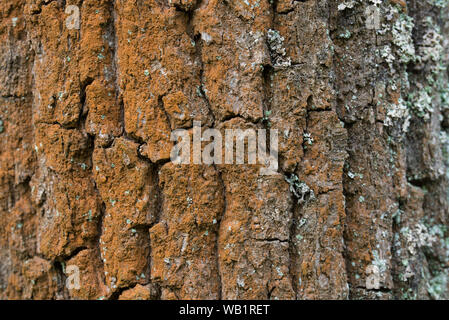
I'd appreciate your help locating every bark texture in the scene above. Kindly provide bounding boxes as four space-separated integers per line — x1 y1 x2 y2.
1 0 449 300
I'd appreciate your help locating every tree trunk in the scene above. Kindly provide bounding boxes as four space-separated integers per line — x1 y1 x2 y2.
1 0 449 300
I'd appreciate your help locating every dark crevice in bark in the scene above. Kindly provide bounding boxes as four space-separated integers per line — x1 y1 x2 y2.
146 161 164 301
109 286 127 300
329 1 352 299
111 0 124 138
57 246 88 263
287 201 299 298
261 64 274 127
186 4 225 298
52 259 70 298
157 94 173 132
189 14 216 128
78 77 94 130
213 164 226 300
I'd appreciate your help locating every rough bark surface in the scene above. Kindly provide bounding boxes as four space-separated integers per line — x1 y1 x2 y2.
1 0 449 300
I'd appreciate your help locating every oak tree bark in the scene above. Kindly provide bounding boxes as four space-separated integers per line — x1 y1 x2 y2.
1 0 449 300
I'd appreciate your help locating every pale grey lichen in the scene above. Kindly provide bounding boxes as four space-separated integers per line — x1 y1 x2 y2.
372 250 387 274
385 97 411 132
379 45 395 71
400 222 437 255
377 6 416 74
392 13 416 64
338 29 352 39
407 88 434 120
285 174 315 204
303 132 314 146
267 29 291 68
337 0 358 11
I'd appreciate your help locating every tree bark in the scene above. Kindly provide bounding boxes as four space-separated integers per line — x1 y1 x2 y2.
1 0 449 300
